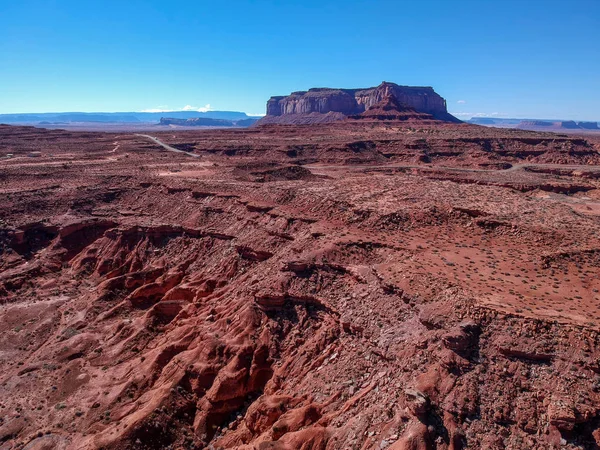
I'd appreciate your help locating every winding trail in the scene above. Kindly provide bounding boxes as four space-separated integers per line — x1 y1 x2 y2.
136 134 200 158
109 142 120 153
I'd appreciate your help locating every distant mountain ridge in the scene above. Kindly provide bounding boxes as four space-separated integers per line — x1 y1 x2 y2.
469 117 600 131
0 110 257 124
159 117 260 127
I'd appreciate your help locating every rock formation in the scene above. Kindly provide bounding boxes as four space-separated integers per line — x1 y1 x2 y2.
348 94 437 122
516 120 600 132
258 82 460 125
578 121 600 130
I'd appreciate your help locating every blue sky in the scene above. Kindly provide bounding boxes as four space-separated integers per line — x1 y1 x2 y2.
1 0 599 119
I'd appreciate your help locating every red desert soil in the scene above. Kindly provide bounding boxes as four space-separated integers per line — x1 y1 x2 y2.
1 122 600 449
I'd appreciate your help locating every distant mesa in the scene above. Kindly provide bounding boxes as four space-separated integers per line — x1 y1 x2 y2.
159 117 234 127
256 82 461 125
561 121 581 129
516 120 600 131
0 110 258 126
519 120 554 127
470 117 496 125
576 121 599 130
470 117 600 131
159 117 259 127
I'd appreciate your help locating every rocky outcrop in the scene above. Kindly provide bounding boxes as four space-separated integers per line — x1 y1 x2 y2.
259 82 460 124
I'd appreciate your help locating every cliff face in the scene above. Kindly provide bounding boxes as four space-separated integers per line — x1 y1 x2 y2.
348 94 437 122
266 89 357 116
262 82 459 123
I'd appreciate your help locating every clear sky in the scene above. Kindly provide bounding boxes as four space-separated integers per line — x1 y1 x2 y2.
1 0 599 119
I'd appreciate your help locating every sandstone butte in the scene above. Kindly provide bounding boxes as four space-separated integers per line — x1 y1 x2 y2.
1 84 600 450
257 82 461 125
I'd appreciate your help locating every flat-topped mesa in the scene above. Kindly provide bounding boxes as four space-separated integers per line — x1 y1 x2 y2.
579 121 600 130
558 121 600 130
261 82 460 124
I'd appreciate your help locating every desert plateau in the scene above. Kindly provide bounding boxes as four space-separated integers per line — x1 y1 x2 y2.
1 83 600 450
